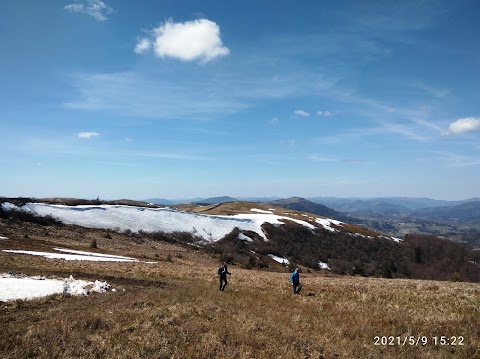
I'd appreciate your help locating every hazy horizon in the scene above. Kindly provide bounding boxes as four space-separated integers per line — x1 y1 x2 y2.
1 193 478 203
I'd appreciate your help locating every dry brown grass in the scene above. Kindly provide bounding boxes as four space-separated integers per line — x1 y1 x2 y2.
1 219 479 358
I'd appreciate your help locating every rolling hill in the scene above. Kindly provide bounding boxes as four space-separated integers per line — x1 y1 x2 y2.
268 197 349 220
412 201 480 224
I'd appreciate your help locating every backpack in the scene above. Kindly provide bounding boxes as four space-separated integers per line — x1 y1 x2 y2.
291 272 299 284
218 265 224 275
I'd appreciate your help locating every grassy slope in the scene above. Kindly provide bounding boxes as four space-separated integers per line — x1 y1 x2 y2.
1 220 479 358
189 201 383 238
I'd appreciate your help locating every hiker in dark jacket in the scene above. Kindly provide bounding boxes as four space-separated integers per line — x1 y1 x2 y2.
218 262 231 291
290 268 302 294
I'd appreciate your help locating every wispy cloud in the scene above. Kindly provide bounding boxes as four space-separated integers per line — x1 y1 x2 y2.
341 159 365 165
434 151 480 168
134 151 211 161
441 117 480 136
136 18 230 63
330 88 443 142
64 0 113 21
413 82 450 99
308 154 336 162
380 123 430 142
64 72 245 119
350 0 445 35
317 110 333 117
294 110 310 117
134 38 151 54
64 70 335 120
77 132 99 138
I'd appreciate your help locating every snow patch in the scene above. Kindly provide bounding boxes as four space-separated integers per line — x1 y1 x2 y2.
0 273 114 301
268 254 289 265
250 208 273 214
315 218 343 232
8 203 267 242
318 261 331 270
238 233 253 242
4 202 342 243
1 202 16 211
53 247 136 260
227 213 316 232
2 249 139 262
0 235 8 240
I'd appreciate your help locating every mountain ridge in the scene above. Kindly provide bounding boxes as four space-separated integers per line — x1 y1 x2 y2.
2 198 479 282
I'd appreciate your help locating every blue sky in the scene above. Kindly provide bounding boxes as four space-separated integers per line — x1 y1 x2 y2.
1 0 479 200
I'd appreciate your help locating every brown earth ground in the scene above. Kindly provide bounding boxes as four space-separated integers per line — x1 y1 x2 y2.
0 219 479 358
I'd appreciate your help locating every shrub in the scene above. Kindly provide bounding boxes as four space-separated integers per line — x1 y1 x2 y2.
257 258 269 269
245 255 256 269
220 252 234 264
448 272 463 282
3 208 62 226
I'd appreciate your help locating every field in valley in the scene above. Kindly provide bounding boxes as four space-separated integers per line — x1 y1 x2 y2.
0 220 479 358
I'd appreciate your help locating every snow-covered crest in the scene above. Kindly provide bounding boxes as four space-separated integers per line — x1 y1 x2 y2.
1 202 399 242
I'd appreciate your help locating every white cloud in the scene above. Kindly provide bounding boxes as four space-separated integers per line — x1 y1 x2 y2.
134 38 151 54
64 0 113 21
294 110 310 117
442 117 480 136
142 18 230 63
270 117 279 125
317 110 333 117
78 132 100 138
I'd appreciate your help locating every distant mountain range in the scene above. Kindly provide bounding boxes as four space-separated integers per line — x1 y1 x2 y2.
412 201 480 224
146 195 479 209
308 196 480 212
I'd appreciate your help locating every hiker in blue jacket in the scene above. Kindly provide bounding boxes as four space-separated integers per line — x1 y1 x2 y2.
218 262 231 291
290 268 302 294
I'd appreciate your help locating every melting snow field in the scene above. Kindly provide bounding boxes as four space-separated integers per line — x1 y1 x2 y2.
1 248 140 262
1 202 403 243
0 274 114 302
4 203 275 241
0 247 147 301
1 202 335 242
3 202 398 243
268 254 290 265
